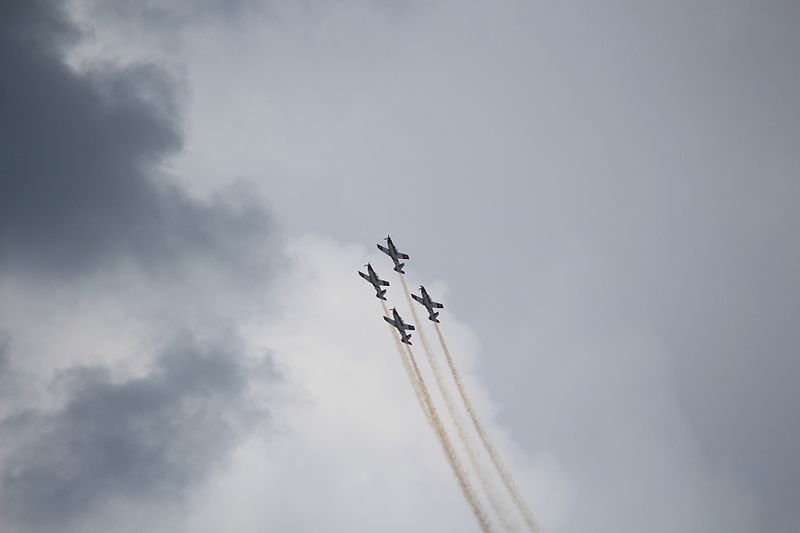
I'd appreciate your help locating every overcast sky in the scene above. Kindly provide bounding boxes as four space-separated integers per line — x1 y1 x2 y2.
1 1 799 532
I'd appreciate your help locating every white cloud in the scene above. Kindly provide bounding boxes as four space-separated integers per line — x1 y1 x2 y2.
203 233 570 532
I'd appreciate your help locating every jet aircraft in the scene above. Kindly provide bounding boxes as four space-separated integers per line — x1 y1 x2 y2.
411 286 444 322
384 307 415 345
377 236 410 274
358 263 390 300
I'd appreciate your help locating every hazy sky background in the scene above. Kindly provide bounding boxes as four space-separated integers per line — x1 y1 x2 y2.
1 1 798 532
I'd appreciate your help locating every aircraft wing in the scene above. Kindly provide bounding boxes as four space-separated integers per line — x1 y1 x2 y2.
404 324 415 331
358 271 370 281
379 280 390 286
377 244 390 254
433 302 444 308
411 294 423 304
399 253 410 259
383 316 397 328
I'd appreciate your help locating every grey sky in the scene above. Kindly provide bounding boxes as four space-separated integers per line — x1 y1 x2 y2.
2 1 799 532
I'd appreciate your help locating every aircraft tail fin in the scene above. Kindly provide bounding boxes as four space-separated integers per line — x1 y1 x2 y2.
394 263 405 273
430 312 439 322
377 289 387 300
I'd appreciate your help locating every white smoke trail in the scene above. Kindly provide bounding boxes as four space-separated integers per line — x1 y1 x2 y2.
399 276 519 533
380 300 428 416
380 300 494 533
434 322 541 533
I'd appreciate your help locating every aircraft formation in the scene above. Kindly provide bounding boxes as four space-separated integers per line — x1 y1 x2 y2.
357 235 444 344
357 236 541 533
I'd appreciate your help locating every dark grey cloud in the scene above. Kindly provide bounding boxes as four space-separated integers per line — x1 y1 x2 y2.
0 336 271 531
0 2 279 531
0 338 12 402
0 0 271 278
